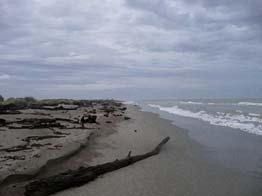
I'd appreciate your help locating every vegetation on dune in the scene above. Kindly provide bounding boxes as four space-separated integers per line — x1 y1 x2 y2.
0 96 119 110
0 95 4 102
4 96 36 105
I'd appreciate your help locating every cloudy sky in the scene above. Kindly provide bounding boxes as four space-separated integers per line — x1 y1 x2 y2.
0 0 262 100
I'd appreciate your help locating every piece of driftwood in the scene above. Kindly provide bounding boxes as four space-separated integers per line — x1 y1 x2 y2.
84 115 97 123
18 118 56 124
0 144 32 152
55 118 78 124
0 110 21 114
24 137 170 196
22 135 64 142
0 118 7 126
7 122 65 129
0 135 64 152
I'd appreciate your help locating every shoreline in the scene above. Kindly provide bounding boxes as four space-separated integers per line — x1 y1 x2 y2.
55 104 261 196
142 101 262 177
1 103 261 195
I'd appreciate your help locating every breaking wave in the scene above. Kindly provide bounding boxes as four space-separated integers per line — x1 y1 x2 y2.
238 102 262 106
174 101 262 106
149 104 262 136
179 101 204 105
179 101 216 105
122 101 136 105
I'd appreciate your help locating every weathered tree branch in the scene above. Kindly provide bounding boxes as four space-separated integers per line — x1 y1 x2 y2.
24 137 170 196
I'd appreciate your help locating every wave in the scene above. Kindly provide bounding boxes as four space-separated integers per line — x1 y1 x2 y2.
236 110 243 113
122 101 136 105
249 113 261 117
238 102 262 106
177 101 262 106
149 104 262 136
179 101 204 105
179 101 216 105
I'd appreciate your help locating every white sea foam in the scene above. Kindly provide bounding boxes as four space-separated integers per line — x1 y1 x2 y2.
238 102 262 106
236 110 243 113
122 101 136 105
179 101 262 106
149 104 262 136
179 101 216 105
179 101 204 105
249 113 261 117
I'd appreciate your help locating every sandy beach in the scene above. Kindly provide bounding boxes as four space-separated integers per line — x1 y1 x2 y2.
1 0 262 195
1 102 261 196
0 100 128 195
52 105 261 196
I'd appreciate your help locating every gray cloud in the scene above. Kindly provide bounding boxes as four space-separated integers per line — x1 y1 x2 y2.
0 0 261 99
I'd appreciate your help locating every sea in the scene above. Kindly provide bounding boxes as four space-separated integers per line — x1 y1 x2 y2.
133 98 262 178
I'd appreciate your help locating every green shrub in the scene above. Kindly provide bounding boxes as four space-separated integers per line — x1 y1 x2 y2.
0 95 4 102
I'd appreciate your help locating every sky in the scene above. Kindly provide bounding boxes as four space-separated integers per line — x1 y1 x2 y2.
0 0 262 100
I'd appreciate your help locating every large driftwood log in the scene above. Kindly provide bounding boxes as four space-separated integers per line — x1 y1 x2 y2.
24 137 170 196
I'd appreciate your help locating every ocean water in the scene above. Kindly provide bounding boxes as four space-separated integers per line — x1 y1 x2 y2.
145 98 262 136
136 98 262 177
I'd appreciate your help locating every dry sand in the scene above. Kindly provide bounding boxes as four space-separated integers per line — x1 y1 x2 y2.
53 105 261 196
1 103 261 196
0 101 127 195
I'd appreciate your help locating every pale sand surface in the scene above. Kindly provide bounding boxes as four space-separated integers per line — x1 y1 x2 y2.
54 105 262 196
0 101 127 195
1 104 261 196
0 106 94 183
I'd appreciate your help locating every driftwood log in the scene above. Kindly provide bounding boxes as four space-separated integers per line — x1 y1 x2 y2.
24 137 170 196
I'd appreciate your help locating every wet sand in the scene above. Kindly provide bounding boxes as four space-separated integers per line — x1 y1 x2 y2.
1 104 261 195
53 105 262 196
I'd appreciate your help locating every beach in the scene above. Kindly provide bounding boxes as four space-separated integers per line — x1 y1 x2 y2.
0 100 127 195
1 0 262 195
1 102 261 195
53 104 261 196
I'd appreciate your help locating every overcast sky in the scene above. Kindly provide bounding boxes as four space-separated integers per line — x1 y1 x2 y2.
0 0 262 100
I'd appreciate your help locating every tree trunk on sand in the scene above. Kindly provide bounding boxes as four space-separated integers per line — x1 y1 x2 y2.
24 137 170 196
